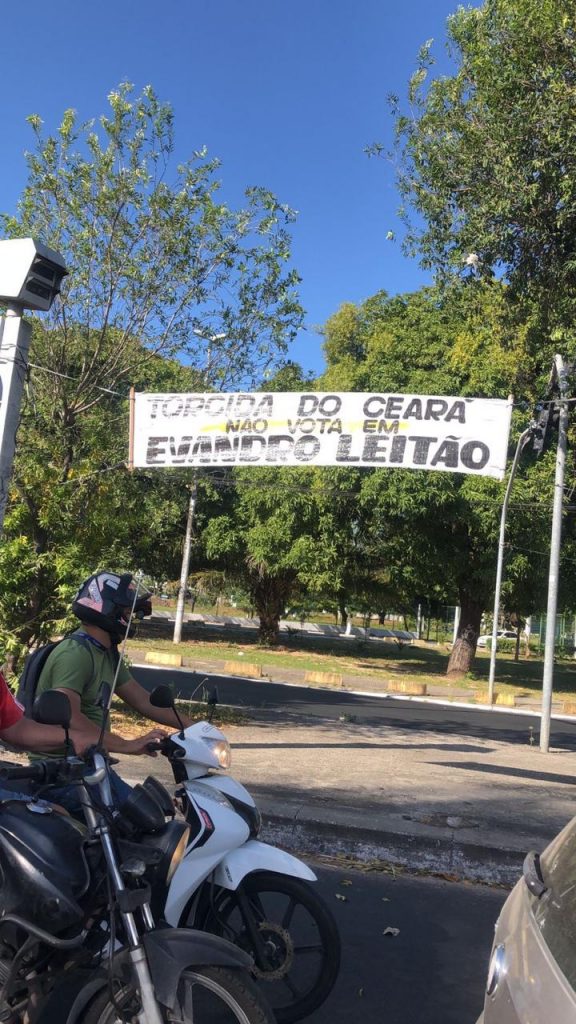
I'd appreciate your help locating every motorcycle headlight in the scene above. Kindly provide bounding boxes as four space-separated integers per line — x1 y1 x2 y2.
202 737 232 770
141 820 191 886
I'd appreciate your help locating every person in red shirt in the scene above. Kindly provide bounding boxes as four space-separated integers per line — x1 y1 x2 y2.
0 671 96 803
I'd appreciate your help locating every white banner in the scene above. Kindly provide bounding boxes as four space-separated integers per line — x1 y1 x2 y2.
132 391 513 479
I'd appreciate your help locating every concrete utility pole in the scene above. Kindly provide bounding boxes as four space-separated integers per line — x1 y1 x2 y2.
173 477 198 645
487 422 534 704
540 355 570 752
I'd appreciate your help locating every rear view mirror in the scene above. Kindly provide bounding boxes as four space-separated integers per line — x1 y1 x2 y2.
149 685 175 710
33 690 72 729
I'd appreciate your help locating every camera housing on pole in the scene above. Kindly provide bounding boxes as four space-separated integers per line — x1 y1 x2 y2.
0 238 68 313
0 238 68 533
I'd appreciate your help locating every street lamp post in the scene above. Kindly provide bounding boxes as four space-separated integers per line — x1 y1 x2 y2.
172 329 225 645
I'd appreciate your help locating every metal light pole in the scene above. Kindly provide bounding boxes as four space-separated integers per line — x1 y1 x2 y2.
487 423 534 704
540 355 570 752
173 477 198 645
172 328 225 645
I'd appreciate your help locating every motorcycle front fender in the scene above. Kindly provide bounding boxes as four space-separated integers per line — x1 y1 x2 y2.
33 969 106 1023
143 927 253 1010
213 838 317 891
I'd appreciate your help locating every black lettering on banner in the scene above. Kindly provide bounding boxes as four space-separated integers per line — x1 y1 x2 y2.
294 436 321 461
385 396 403 419
297 394 318 415
215 436 239 461
191 437 214 462
287 419 300 435
239 435 266 462
460 440 490 470
226 419 241 433
162 397 184 418
252 419 268 433
256 395 274 417
146 437 168 464
363 419 378 433
446 401 466 424
425 399 448 421
430 438 459 469
183 396 206 416
266 435 294 462
148 400 161 419
409 436 437 464
336 435 360 462
204 396 226 416
363 396 385 417
379 420 399 434
327 419 342 434
404 398 422 420
362 436 388 463
299 418 316 434
236 395 256 415
169 437 193 462
296 394 342 416
318 394 342 415
389 436 407 463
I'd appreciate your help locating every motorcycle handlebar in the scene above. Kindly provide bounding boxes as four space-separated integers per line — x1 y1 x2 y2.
0 762 49 782
146 736 186 758
0 755 92 786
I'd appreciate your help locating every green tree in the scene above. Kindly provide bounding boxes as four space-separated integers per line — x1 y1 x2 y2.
202 467 325 645
321 284 555 675
385 0 576 349
0 83 303 652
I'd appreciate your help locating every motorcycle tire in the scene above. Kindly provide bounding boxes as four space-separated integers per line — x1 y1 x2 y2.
80 966 275 1024
199 871 341 1023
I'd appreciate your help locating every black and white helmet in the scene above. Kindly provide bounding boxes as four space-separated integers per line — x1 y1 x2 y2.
72 571 152 640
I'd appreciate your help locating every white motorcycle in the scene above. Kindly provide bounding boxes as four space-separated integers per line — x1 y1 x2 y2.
146 685 341 1023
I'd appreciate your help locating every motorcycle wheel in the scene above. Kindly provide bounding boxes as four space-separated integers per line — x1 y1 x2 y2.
199 871 341 1023
81 966 275 1024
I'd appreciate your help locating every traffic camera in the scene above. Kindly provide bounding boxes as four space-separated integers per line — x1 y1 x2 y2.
0 238 68 312
532 402 559 455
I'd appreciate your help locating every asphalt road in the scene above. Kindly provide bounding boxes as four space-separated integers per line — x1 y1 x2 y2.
290 862 505 1024
131 665 576 750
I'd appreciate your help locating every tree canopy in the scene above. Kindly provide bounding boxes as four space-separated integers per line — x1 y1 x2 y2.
0 83 304 657
384 0 576 349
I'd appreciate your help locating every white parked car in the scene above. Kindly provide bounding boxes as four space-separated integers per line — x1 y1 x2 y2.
477 629 517 648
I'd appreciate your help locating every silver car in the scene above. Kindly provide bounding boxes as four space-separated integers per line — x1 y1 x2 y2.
477 815 576 1022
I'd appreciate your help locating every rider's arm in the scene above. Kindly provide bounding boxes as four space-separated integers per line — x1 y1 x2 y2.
55 688 166 755
0 716 92 755
117 677 192 730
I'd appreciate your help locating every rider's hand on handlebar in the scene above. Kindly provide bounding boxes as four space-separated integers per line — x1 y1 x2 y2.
70 728 100 756
124 728 168 756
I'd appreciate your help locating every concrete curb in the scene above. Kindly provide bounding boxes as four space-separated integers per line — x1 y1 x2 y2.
258 800 528 887
131 660 574 722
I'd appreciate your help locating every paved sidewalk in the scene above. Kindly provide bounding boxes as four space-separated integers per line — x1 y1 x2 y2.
115 704 576 887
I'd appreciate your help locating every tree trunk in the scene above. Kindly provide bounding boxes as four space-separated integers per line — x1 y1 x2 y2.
446 594 483 677
338 594 348 630
257 607 282 645
251 573 293 647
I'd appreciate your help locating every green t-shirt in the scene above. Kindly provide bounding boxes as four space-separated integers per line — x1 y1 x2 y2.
31 633 131 758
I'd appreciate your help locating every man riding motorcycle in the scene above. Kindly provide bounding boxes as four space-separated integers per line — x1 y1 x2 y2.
30 570 191 810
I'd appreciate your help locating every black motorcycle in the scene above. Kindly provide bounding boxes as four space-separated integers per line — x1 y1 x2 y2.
0 690 275 1024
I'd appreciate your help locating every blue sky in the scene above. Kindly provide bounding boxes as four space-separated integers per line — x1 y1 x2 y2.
0 0 459 375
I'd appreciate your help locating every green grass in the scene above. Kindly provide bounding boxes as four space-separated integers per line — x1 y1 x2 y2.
127 620 576 704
